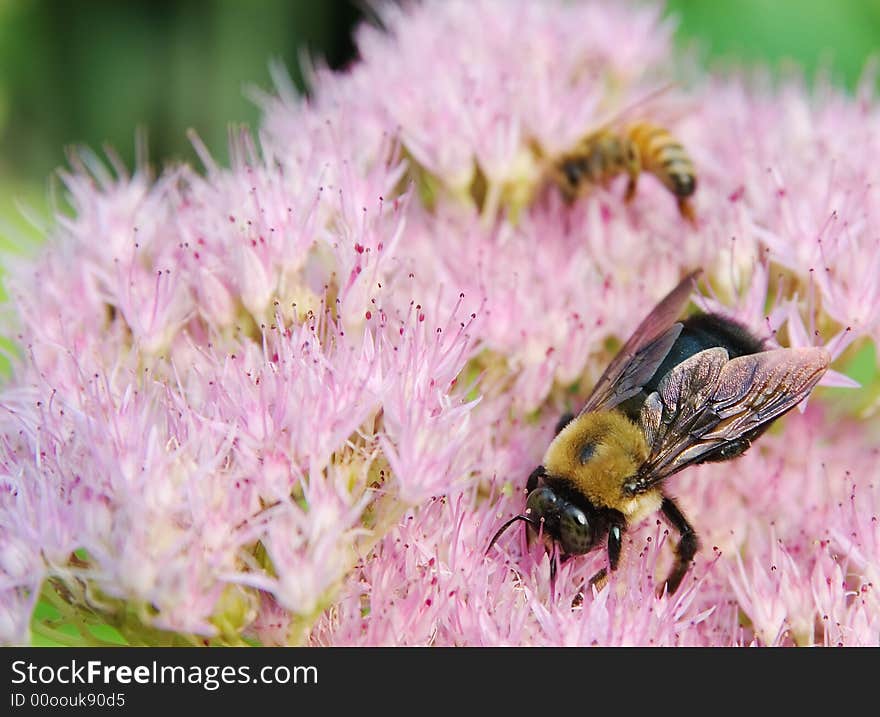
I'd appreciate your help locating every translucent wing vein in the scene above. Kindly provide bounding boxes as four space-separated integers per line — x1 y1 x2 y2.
629 346 830 493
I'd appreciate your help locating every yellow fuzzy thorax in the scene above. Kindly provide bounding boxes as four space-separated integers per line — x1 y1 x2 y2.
542 410 650 512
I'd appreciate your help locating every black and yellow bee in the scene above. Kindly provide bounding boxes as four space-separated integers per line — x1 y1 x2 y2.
550 121 697 223
488 271 830 595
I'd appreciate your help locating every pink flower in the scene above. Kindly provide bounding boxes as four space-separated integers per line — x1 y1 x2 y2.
2 0 878 646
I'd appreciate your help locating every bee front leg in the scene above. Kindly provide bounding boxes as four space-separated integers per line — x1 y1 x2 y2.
608 523 624 570
588 522 624 592
660 496 699 596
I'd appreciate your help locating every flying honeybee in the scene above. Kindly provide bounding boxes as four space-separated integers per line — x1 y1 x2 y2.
549 120 697 223
487 271 830 595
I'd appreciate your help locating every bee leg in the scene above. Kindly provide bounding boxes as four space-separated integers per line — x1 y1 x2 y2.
660 496 699 596
608 523 624 570
587 522 624 592
624 175 638 202
695 425 770 464
588 568 608 591
677 198 696 225
526 465 546 493
694 438 751 464
554 412 575 435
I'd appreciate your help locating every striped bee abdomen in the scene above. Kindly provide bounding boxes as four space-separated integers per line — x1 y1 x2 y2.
626 121 696 199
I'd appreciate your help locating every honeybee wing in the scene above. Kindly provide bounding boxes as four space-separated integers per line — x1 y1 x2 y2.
625 346 831 494
591 82 678 131
548 83 679 158
578 270 701 415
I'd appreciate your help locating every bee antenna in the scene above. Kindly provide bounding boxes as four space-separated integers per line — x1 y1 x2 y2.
485 514 536 555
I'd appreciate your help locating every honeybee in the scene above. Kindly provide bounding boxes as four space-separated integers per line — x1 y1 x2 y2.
550 121 697 223
487 271 830 595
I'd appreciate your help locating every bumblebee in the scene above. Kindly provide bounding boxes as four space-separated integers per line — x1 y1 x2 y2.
550 121 697 223
488 271 830 595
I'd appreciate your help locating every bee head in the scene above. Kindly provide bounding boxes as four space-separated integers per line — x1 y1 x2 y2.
524 485 599 555
486 484 601 557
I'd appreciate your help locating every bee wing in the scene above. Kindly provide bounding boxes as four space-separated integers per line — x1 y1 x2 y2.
548 82 679 160
587 82 679 137
626 346 831 493
578 270 700 415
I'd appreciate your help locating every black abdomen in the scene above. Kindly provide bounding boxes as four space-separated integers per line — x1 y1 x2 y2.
619 313 765 422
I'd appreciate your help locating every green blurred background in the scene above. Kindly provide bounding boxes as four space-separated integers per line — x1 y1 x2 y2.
1 0 879 244
0 0 361 245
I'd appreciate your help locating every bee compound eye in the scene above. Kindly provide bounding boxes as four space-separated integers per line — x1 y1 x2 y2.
525 487 559 520
558 505 594 555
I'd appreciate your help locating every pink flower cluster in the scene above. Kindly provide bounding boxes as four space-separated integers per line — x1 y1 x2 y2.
2 0 878 646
